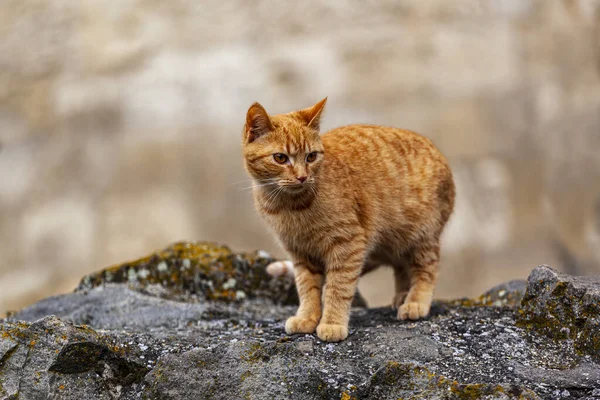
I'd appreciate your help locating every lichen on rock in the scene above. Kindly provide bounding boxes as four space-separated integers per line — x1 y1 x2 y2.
446 279 527 309
77 241 299 305
517 265 600 362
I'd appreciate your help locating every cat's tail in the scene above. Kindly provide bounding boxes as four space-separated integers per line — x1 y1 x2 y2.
266 260 295 278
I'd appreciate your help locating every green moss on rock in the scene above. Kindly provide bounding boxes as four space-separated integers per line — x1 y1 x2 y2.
368 361 539 399
517 265 600 363
77 241 298 305
446 279 527 309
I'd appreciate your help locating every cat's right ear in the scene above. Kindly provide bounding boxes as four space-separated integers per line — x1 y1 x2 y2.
245 102 274 143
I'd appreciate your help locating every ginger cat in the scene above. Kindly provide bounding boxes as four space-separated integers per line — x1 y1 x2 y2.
242 98 455 342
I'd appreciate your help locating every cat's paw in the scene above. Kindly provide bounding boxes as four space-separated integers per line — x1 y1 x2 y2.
266 261 295 278
316 323 348 342
285 316 318 334
398 301 430 320
391 291 408 310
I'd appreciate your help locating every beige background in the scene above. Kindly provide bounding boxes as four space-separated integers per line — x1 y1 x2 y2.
1 0 600 312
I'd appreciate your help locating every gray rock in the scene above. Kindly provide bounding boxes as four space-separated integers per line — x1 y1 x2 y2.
518 265 600 363
12 285 209 330
482 279 528 306
443 278 527 309
0 316 148 399
75 241 299 305
511 362 600 389
2 250 600 399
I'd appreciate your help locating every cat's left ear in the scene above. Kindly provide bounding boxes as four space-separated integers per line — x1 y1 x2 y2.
298 97 327 131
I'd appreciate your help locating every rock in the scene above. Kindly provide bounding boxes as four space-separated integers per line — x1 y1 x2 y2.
13 285 210 330
76 241 298 305
517 265 600 363
481 279 528 307
446 279 528 308
0 316 148 399
2 244 600 399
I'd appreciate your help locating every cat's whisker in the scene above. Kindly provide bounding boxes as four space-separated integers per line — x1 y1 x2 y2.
236 180 281 192
262 187 280 211
270 187 285 208
232 178 279 188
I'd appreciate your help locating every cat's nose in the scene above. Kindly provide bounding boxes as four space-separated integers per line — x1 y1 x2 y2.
296 176 307 183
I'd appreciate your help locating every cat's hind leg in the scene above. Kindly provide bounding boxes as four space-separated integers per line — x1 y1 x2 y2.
398 243 439 320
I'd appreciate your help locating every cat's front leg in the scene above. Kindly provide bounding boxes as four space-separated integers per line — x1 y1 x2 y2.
285 259 323 334
317 244 365 342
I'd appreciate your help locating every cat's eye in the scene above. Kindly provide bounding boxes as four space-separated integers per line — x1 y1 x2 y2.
306 152 317 163
273 153 288 164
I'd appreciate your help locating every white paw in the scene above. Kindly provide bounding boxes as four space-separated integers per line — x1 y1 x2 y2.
285 316 318 334
398 301 431 321
316 323 348 342
266 261 295 278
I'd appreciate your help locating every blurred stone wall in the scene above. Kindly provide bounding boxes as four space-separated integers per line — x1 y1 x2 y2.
1 0 599 312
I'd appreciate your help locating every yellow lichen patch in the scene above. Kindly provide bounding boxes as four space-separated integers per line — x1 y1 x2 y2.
75 240 293 304
371 362 529 399
80 242 230 288
76 324 95 333
448 382 515 400
340 392 358 400
105 343 127 356
517 278 600 363
449 382 486 399
81 241 232 285
241 343 266 364
0 325 30 340
445 291 523 308
240 370 252 382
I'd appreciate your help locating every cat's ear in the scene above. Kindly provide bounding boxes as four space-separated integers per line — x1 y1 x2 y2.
298 97 327 131
245 102 274 143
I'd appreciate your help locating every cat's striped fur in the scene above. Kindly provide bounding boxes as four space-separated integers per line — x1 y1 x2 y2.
242 98 455 342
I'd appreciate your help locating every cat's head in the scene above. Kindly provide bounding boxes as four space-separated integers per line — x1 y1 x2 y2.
242 98 327 193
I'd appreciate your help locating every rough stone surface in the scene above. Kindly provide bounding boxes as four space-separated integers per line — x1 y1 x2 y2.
76 241 298 305
2 244 600 399
518 265 600 363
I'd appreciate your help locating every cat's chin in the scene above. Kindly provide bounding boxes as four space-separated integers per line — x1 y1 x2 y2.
280 185 309 194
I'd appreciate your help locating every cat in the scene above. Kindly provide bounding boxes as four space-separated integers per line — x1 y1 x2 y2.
242 98 455 342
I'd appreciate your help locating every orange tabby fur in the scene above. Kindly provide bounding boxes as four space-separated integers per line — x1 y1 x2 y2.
242 99 455 342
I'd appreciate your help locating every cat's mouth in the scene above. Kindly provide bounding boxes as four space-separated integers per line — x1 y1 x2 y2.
279 182 310 193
